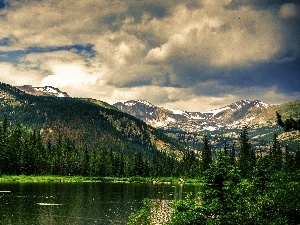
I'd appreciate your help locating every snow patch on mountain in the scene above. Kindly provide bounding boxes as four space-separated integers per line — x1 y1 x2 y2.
204 106 231 115
168 108 185 115
113 99 271 132
16 85 69 97
137 100 155 107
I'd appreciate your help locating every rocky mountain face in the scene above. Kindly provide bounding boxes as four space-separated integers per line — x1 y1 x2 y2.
16 85 69 97
114 100 270 132
114 99 300 150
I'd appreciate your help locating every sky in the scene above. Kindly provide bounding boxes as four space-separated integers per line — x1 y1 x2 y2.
0 0 299 112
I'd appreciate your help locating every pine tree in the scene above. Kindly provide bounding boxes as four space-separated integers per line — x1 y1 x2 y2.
276 111 285 128
238 126 253 178
119 152 125 177
284 144 294 171
202 135 212 172
0 114 9 174
151 153 160 177
134 151 144 176
8 123 23 174
295 147 300 169
182 151 198 177
223 141 228 156
82 145 90 176
270 133 282 170
230 142 236 165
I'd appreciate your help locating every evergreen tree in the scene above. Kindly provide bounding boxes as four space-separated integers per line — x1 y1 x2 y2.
238 126 253 178
295 147 300 169
284 144 294 171
270 133 282 170
0 114 9 174
81 145 90 176
223 141 228 156
202 151 241 224
181 151 199 177
276 111 300 131
276 111 285 128
202 135 212 172
8 123 23 174
134 151 144 176
119 152 125 177
252 157 269 194
151 153 160 177
230 142 236 165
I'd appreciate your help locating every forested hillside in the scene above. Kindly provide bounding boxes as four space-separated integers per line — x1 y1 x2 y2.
0 82 184 162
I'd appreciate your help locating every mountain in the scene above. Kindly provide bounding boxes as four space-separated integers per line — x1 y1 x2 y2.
114 99 270 132
114 99 300 149
16 85 69 97
0 82 184 158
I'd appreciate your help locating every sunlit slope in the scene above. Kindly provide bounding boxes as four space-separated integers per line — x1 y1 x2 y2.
0 82 184 158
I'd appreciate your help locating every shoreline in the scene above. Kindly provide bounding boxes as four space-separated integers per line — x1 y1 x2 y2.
0 175 203 185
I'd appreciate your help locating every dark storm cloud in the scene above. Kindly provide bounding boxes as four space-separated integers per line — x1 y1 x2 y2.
127 1 170 22
0 0 299 111
226 0 299 10
169 57 300 96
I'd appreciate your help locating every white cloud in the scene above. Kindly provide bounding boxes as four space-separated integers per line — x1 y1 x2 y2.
0 0 298 111
145 4 282 67
279 3 298 19
40 64 100 87
0 62 41 86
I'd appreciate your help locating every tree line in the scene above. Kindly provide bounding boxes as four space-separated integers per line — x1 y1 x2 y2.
1 114 299 180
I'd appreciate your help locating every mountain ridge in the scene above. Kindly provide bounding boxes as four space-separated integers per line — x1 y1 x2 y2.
2 82 299 150
113 99 272 132
114 99 300 150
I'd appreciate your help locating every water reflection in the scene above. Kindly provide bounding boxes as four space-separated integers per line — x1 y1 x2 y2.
0 182 201 225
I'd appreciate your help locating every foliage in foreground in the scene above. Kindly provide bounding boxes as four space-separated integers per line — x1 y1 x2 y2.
166 157 300 225
128 128 300 225
128 199 152 225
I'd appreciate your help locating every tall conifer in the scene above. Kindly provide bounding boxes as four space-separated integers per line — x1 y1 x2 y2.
202 135 212 172
238 126 252 177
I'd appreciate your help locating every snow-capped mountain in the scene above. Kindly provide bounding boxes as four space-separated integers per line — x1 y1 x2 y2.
113 99 270 132
16 85 69 97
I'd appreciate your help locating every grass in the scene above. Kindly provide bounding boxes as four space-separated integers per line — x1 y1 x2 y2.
0 175 204 184
0 175 90 182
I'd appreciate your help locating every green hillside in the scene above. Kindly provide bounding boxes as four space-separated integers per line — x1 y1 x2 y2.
0 82 184 159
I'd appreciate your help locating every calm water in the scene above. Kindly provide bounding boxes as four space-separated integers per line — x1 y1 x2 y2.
0 182 201 225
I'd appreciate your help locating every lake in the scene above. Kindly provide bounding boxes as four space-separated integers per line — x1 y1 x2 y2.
0 182 201 225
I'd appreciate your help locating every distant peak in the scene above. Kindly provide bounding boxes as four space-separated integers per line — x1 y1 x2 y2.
231 99 269 107
121 100 155 107
137 100 155 107
16 85 69 97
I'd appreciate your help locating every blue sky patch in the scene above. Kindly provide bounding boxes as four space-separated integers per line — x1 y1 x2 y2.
0 0 6 9
0 44 96 64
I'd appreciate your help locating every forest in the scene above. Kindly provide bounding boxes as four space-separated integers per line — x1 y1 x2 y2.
0 113 200 177
0 101 300 224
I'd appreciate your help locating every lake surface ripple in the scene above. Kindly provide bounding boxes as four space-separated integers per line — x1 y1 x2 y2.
0 182 201 225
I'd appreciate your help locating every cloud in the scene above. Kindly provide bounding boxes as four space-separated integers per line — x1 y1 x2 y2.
0 62 41 85
279 3 298 18
147 4 282 68
0 0 299 111
40 64 100 87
